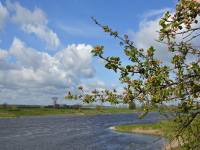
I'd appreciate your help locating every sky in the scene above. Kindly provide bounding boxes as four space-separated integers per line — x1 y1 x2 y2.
0 0 197 105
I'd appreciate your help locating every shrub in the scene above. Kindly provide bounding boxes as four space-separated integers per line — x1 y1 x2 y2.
2 102 9 109
158 104 166 110
40 105 45 111
95 105 102 111
72 104 82 110
129 101 136 110
11 105 18 111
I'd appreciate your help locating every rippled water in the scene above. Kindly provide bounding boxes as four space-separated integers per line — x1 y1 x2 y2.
0 112 167 150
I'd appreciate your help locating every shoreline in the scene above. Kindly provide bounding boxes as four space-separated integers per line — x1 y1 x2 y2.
109 126 179 150
109 126 163 136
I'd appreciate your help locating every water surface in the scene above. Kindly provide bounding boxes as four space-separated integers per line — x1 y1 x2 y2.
0 112 167 150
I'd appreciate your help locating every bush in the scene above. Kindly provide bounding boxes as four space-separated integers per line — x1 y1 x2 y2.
11 105 18 111
72 104 82 110
95 105 102 111
2 102 9 109
129 101 136 110
158 104 166 110
40 105 45 111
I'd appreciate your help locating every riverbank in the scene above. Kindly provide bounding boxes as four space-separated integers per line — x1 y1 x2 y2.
0 107 145 118
111 126 182 149
109 126 177 150
109 114 200 150
109 126 163 135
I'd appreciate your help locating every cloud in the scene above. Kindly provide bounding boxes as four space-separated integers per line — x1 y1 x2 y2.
81 80 116 94
141 8 172 19
0 49 9 60
9 37 43 70
6 0 60 50
21 24 60 50
0 38 96 105
133 18 174 63
0 2 9 28
7 1 47 24
0 49 16 71
133 14 200 65
58 22 106 38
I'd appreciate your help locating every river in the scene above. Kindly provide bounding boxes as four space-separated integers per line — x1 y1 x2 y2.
0 112 167 150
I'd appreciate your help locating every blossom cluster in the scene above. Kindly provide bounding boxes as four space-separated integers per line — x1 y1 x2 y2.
67 1 200 121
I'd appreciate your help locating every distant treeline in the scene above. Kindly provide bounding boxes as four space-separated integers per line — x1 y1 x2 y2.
0 103 129 109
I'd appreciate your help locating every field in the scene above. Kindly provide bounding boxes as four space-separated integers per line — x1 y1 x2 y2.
0 106 143 118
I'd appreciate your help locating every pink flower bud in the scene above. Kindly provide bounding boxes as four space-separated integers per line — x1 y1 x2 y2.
124 35 128 39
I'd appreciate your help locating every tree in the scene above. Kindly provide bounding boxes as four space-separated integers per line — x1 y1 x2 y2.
129 101 136 110
2 102 9 109
52 97 58 108
66 0 200 149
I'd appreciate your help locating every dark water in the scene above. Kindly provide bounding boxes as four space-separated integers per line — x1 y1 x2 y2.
0 112 167 150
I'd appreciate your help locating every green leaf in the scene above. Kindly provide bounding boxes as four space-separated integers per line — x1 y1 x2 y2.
159 20 165 25
178 26 183 30
91 50 97 53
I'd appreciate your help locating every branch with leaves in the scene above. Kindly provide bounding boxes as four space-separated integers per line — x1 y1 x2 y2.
66 0 200 148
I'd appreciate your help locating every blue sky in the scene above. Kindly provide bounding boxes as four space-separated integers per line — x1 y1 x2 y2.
0 0 184 105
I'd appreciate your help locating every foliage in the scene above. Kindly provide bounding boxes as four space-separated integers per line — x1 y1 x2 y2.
11 105 18 111
40 105 45 111
166 106 200 149
65 0 200 149
72 104 82 110
2 102 9 109
129 101 136 110
114 115 200 149
52 97 58 108
95 105 102 111
140 103 146 110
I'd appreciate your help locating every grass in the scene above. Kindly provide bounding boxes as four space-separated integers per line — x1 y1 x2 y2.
113 114 200 150
115 123 161 133
0 107 144 118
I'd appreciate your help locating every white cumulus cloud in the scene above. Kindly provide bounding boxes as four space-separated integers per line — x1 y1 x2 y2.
9 37 43 70
6 0 60 50
0 2 9 28
133 14 200 65
0 38 96 105
134 18 173 63
21 24 60 50
0 49 9 60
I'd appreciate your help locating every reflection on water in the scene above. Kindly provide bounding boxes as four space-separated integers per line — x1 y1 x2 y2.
0 112 167 150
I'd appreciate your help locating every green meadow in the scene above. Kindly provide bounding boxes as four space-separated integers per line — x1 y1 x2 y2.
0 106 143 118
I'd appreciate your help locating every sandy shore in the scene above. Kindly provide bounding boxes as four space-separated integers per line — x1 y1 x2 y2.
109 126 179 150
109 126 163 135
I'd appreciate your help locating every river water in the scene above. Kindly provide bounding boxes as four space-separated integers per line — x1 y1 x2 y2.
0 112 167 150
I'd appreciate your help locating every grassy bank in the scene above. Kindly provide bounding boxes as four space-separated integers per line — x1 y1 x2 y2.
112 115 200 150
113 121 171 136
0 107 143 118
